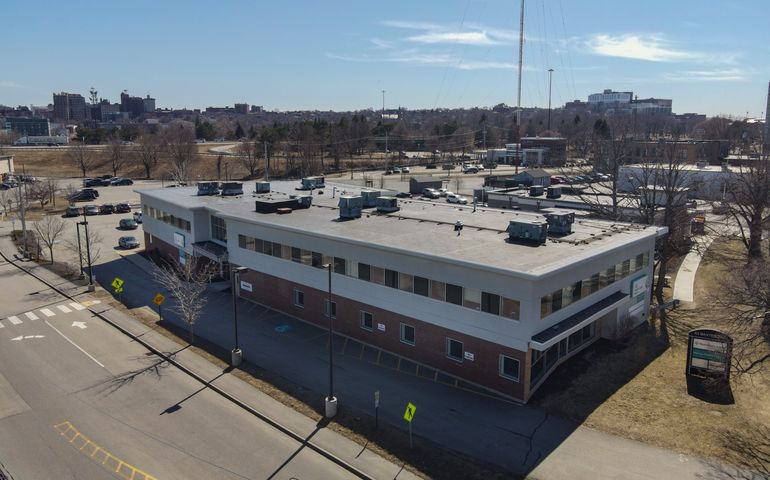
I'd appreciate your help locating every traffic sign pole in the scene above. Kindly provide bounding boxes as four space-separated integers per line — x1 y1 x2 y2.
409 422 412 449
374 390 380 430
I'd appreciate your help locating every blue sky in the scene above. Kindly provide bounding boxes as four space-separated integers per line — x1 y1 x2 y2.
2 0 768 117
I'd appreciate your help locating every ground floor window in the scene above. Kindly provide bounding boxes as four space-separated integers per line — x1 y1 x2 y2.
293 289 304 308
360 311 373 331
323 299 337 318
400 323 415 346
499 355 520 382
446 338 463 362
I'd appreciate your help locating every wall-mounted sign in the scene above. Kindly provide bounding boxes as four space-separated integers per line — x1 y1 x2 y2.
173 232 185 248
377 323 386 332
686 329 732 379
239 280 253 292
463 351 475 361
630 275 647 298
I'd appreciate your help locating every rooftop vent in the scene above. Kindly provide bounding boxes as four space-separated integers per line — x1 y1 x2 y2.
506 217 548 245
221 182 243 196
255 181 270 193
529 185 544 197
360 190 381 207
375 196 399 213
338 195 363 219
546 186 562 199
197 181 220 196
299 176 325 190
254 195 312 213
542 208 575 235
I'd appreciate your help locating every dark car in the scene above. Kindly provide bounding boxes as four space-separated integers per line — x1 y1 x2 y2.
84 178 109 187
81 188 99 198
118 218 138 230
63 205 81 217
110 178 134 186
99 204 115 215
115 202 131 213
84 205 99 215
69 190 98 202
395 192 412 198
0 183 14 190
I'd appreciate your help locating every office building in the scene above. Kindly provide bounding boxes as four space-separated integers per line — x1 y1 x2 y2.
137 180 659 402
588 89 633 105
234 103 249 114
4 117 50 136
52 92 87 122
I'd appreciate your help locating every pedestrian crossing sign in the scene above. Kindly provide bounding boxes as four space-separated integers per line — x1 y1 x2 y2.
111 277 124 290
403 402 416 423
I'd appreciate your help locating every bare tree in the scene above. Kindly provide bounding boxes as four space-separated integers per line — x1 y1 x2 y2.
45 178 60 207
33 215 66 264
27 181 51 209
236 140 260 178
153 257 213 344
107 136 127 177
163 125 197 184
137 133 161 179
0 189 15 219
67 143 96 178
64 227 103 273
725 150 770 261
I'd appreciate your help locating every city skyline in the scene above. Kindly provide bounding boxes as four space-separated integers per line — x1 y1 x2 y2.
1 0 768 117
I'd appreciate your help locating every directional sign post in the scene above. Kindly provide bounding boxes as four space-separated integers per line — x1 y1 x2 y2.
153 293 166 322
403 402 416 448
374 390 380 430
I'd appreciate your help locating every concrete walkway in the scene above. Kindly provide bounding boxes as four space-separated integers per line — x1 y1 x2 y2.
673 236 715 304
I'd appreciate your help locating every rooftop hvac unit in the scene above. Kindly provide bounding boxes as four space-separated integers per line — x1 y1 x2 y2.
360 190 381 207
300 176 325 190
220 182 243 196
255 181 270 193
529 185 544 197
546 186 562 199
506 218 548 245
375 196 399 213
542 208 575 235
338 195 363 219
254 195 313 213
197 181 220 196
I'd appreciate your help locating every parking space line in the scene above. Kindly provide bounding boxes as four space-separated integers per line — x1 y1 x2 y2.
69 302 85 311
57 305 72 313
7 316 21 325
25 312 39 320
40 308 55 317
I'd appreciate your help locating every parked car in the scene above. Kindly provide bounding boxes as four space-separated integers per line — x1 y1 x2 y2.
133 211 143 223
84 205 99 215
69 190 98 202
110 177 134 186
118 236 140 249
446 193 468 204
99 204 115 215
422 188 440 199
438 188 449 197
392 166 401 173
63 205 81 217
550 176 565 185
115 202 131 213
119 218 138 230
384 168 394 175
425 164 438 169
0 183 15 190
400 166 410 173
395 192 412 198
462 166 479 174
81 188 99 198
84 178 109 187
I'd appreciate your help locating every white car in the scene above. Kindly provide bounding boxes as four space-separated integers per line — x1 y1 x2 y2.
400 166 410 173
446 193 468 205
438 188 449 197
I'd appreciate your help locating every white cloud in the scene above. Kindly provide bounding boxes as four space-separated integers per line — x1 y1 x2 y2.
586 34 696 62
326 51 518 70
408 31 500 46
662 69 748 81
370 38 394 49
381 20 441 31
381 19 521 46
0 81 19 88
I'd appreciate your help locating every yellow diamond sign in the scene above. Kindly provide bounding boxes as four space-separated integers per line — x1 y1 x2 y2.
403 402 416 423
153 293 165 305
111 277 124 290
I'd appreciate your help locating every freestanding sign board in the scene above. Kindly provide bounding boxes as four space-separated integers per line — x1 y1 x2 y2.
686 329 732 379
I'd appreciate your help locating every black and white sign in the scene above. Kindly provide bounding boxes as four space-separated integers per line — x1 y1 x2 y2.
239 280 252 292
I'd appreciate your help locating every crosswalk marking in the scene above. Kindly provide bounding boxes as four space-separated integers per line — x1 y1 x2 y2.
69 303 85 311
7 316 21 325
40 308 55 317
24 312 38 320
57 305 72 313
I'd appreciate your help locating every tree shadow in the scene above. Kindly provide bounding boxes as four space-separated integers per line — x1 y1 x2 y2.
700 425 770 479
86 346 189 396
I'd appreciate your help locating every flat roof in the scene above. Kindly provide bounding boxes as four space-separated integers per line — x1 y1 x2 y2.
137 180 657 278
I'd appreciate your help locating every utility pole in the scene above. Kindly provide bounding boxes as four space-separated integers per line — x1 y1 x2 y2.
547 68 554 131
515 0 525 174
382 90 388 157
263 141 270 181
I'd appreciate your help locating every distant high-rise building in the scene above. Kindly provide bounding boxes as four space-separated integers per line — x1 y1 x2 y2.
587 89 633 105
52 92 86 122
234 103 249 114
120 90 153 118
143 95 156 113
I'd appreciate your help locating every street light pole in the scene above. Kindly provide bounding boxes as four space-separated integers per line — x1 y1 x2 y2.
75 221 84 279
81 210 94 291
324 263 337 418
231 266 247 367
547 68 554 131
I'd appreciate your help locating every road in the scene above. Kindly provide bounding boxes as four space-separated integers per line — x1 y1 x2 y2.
0 258 359 480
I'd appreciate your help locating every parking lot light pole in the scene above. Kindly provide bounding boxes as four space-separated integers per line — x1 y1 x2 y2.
75 221 85 279
324 263 337 418
231 266 247 367
80 210 94 292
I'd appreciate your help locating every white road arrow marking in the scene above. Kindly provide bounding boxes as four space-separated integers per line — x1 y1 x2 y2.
40 308 55 317
24 312 39 321
7 316 21 325
71 321 87 329
69 303 85 311
57 305 72 313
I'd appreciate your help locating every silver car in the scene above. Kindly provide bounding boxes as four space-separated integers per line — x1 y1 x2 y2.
118 236 140 249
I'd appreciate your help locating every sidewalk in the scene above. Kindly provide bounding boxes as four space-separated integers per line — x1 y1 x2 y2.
2 228 743 479
673 236 715 304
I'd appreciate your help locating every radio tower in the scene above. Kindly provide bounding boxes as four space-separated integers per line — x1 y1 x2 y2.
514 0 525 174
89 87 98 105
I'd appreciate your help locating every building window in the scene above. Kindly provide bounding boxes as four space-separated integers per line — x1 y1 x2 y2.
311 251 324 268
291 247 302 263
293 289 304 308
360 311 373 331
358 263 371 281
413 276 429 296
238 234 255 251
635 253 645 272
501 297 520 320
481 292 500 315
400 323 415 346
445 283 463 305
324 299 337 318
463 288 482 310
333 257 346 274
271 242 282 258
430 280 446 301
540 294 552 318
211 215 227 242
262 240 273 256
446 338 463 362
399 273 413 293
384 269 399 288
499 355 520 382
301 249 312 266
371 266 384 285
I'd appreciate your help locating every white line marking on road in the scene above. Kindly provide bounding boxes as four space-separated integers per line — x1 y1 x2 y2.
7 316 22 325
40 308 55 317
81 300 101 307
0 322 4 328
69 303 85 311
44 320 104 369
24 312 39 321
57 305 72 313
